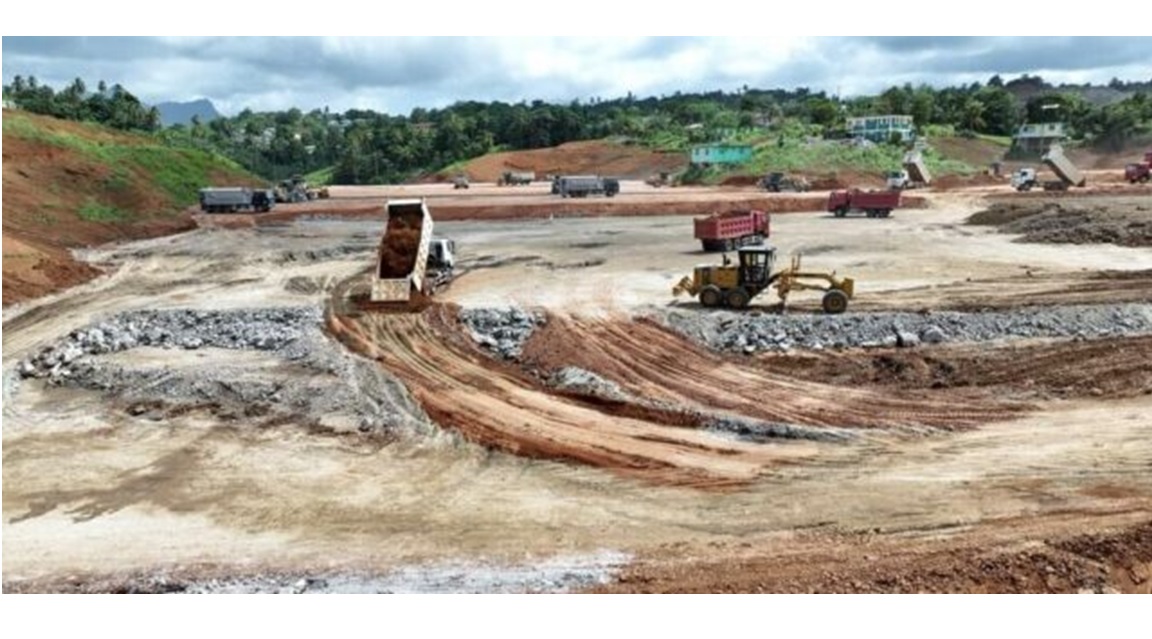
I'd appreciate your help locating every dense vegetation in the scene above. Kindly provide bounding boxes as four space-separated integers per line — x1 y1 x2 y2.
3 109 257 213
6 74 1151 184
4 76 161 133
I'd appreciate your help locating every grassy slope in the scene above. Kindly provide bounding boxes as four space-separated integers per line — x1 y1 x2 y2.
2 109 260 304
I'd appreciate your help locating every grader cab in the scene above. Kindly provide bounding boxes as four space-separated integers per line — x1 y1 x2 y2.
672 246 854 314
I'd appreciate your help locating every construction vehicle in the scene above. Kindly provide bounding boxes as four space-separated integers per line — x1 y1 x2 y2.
370 198 455 303
672 246 855 314
760 172 810 192
827 189 901 218
646 172 673 187
1124 150 1151 183
554 175 620 198
1009 166 1078 192
886 151 932 190
274 176 320 203
498 171 535 186
1036 143 1086 191
453 175 470 189
198 187 275 213
694 209 770 252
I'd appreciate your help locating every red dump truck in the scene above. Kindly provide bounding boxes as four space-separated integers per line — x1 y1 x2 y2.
693 209 770 251
827 189 901 218
1125 151 1151 184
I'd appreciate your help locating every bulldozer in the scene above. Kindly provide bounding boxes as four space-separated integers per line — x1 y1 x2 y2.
672 245 854 314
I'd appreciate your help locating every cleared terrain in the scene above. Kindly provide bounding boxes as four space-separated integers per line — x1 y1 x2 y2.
4 182 1152 593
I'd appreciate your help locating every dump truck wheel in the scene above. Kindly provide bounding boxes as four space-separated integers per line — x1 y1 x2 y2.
822 289 849 314
726 288 751 309
699 286 722 308
880 209 892 218
834 207 847 218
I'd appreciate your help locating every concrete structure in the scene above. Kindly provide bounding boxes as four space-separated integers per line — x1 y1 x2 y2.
690 143 753 166
1011 122 1067 157
847 115 915 144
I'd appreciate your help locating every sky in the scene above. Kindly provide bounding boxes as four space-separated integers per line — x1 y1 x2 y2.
3 36 1150 117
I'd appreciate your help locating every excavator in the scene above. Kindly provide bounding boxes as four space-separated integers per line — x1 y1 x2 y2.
672 245 854 314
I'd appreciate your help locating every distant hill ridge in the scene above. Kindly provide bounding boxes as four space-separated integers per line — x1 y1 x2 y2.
155 98 221 126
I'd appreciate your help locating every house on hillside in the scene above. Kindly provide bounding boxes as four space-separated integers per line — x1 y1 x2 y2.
1010 122 1067 157
690 143 753 166
847 115 915 144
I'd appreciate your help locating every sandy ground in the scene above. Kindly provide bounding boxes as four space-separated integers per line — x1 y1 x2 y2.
3 185 1151 592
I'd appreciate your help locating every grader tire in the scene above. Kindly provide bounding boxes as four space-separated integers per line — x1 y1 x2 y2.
822 289 849 314
700 286 723 308
725 287 751 309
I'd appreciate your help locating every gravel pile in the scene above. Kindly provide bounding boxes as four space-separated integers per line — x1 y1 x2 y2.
549 367 628 400
658 304 1152 354
19 308 319 380
459 307 545 359
705 416 858 443
16 307 430 435
107 550 632 594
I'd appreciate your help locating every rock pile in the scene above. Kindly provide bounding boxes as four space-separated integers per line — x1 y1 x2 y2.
659 304 1152 354
459 307 545 359
20 307 321 381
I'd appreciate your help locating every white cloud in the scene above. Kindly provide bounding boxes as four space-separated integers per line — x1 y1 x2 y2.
3 36 1149 116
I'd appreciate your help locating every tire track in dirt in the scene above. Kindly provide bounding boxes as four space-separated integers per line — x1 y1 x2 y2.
327 306 809 488
519 316 1026 431
327 296 1028 487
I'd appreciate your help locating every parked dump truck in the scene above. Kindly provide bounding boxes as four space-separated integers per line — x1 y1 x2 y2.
199 187 275 213
827 189 901 218
554 175 620 198
498 171 535 186
1040 144 1086 190
760 172 810 192
1124 150 1151 184
694 209 770 252
672 246 855 314
370 198 456 303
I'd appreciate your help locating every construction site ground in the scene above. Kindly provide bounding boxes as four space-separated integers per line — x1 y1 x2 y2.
3 179 1152 593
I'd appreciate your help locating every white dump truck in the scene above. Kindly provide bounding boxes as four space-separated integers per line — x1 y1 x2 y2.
370 199 455 303
1041 144 1086 189
887 151 932 190
1011 145 1087 192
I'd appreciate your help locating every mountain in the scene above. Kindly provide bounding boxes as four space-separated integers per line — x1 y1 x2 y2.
155 98 221 127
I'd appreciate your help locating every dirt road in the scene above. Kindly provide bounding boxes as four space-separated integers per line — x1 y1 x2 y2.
4 187 1151 592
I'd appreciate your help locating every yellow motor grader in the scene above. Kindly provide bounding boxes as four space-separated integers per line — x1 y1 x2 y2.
672 245 854 314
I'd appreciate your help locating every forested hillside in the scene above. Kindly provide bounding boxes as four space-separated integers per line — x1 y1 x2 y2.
5 74 1150 184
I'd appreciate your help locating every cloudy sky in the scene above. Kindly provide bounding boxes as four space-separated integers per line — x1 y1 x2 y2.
3 36 1150 116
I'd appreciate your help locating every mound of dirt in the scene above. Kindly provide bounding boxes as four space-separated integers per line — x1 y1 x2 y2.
930 136 1009 167
458 140 687 182
967 197 1152 247
932 173 1007 190
3 110 250 305
719 175 761 187
377 215 423 278
758 335 1152 400
807 170 885 191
